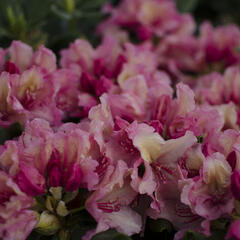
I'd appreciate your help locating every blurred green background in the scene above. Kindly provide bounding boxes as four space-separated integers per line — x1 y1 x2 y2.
0 0 240 53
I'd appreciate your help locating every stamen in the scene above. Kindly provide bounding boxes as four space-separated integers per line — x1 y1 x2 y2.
153 162 174 183
98 199 121 213
118 131 138 155
175 203 200 223
95 156 109 179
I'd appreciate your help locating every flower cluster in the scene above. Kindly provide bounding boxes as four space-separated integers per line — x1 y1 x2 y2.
1 0 240 240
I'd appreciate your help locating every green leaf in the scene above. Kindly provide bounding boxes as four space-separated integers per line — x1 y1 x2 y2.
27 231 59 240
0 122 23 145
69 210 96 239
91 229 132 240
197 136 203 143
148 218 174 234
183 229 227 240
51 5 72 20
177 0 199 12
209 230 226 240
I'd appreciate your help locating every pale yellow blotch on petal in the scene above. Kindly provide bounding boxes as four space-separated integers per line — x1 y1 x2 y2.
203 153 231 194
133 132 165 163
0 73 12 112
185 145 204 171
18 68 42 99
118 66 137 86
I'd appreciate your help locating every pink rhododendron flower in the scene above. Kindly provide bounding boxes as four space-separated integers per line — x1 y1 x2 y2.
156 34 204 77
60 39 95 75
0 67 62 127
200 22 240 68
1 41 57 75
98 0 195 41
85 161 141 239
181 153 234 221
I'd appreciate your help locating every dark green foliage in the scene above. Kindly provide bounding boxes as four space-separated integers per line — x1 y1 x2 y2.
0 0 109 51
1 0 240 52
177 0 240 26
177 0 199 13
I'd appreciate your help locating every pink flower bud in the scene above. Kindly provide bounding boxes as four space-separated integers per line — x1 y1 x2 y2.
95 76 114 97
231 170 240 201
17 165 46 196
4 61 20 74
64 163 82 192
113 54 127 77
47 156 62 188
94 58 104 77
114 117 129 131
205 43 223 63
137 26 153 41
80 72 96 94
103 67 113 78
148 120 164 135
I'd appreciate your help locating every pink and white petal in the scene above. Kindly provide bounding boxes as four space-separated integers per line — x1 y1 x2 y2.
31 45 57 74
8 41 33 72
0 141 19 176
131 159 157 196
0 210 37 240
175 83 195 117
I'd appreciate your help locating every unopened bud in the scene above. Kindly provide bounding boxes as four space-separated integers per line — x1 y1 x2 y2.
35 211 60 235
64 163 82 192
50 186 63 201
56 201 69 217
45 196 56 212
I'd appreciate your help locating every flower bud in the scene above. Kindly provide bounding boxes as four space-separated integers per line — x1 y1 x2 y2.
80 72 95 94
95 76 114 97
50 187 63 201
17 165 46 196
35 211 60 235
56 201 69 217
47 158 62 188
64 162 82 192
4 60 20 74
45 196 56 212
